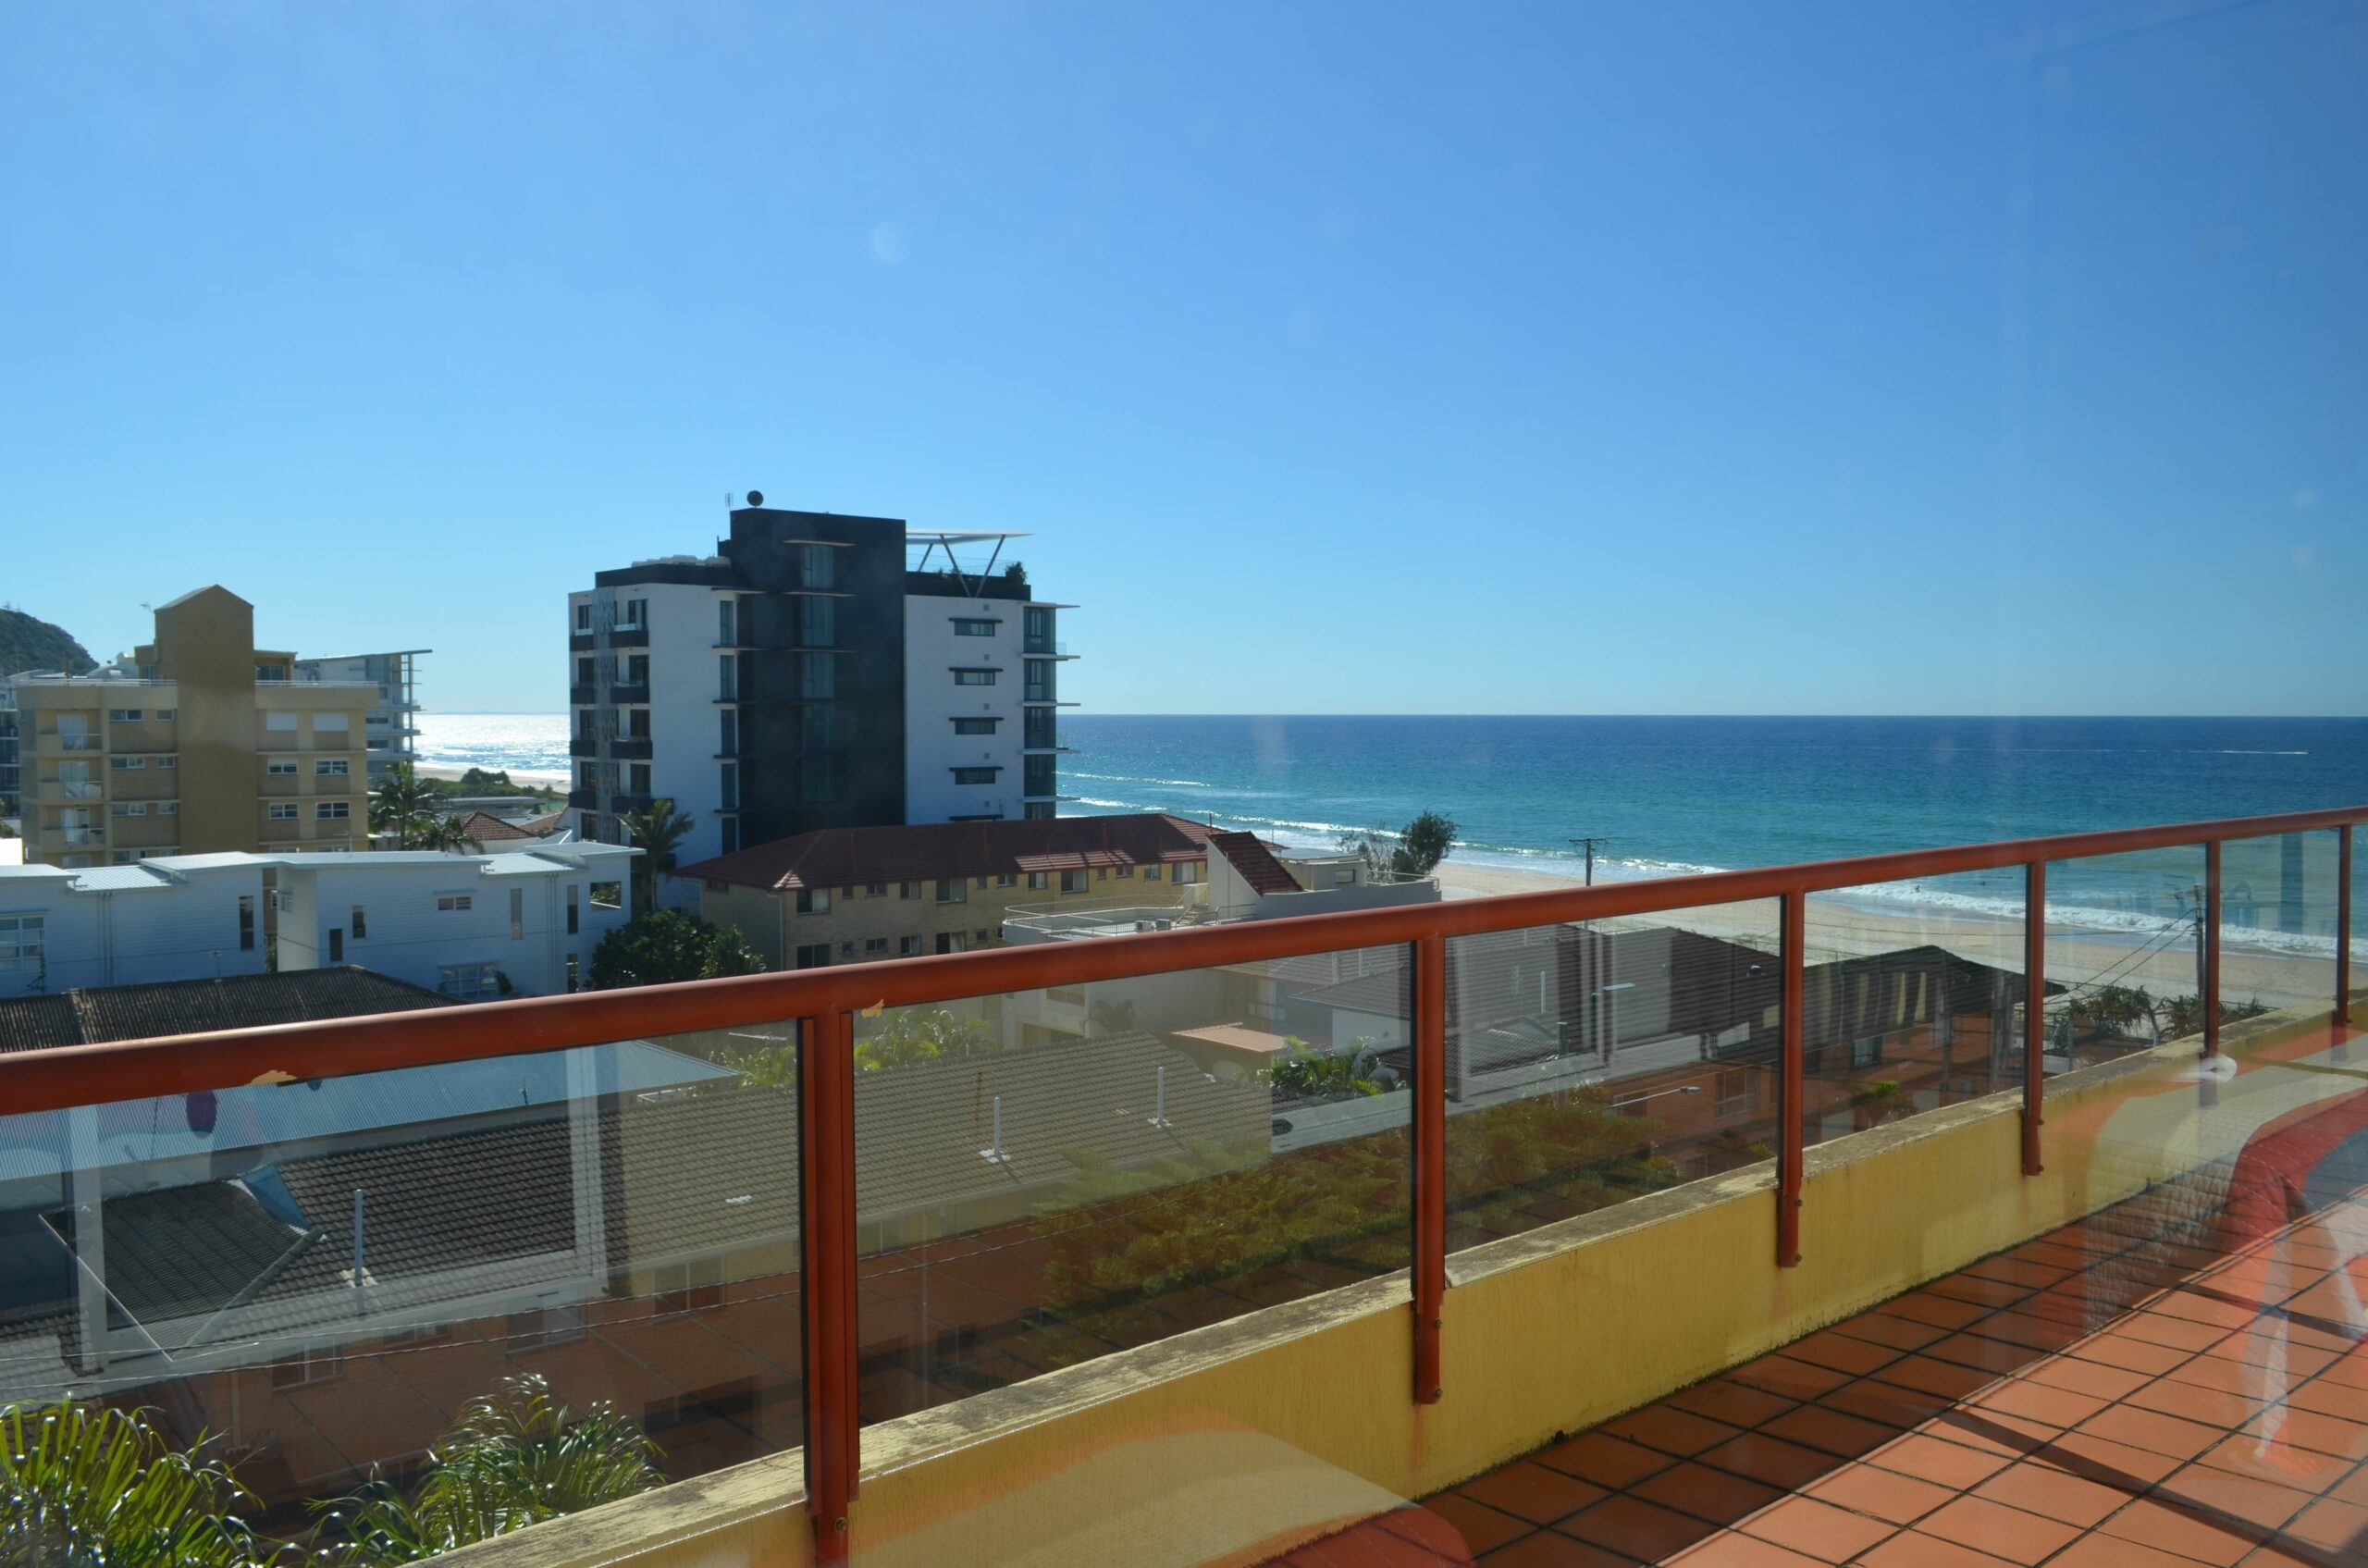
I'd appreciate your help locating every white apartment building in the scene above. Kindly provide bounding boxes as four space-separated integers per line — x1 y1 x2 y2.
290 648 428 784
0 844 638 1002
568 502 1076 908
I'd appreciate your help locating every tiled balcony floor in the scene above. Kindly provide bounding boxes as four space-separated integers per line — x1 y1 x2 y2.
1278 1047 2368 1566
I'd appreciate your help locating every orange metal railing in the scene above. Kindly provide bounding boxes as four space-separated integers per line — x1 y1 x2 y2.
0 803 2359 1562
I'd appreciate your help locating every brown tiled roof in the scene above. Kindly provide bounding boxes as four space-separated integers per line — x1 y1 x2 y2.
517 810 569 835
457 810 536 842
677 813 1223 893
1209 831 1301 896
0 968 453 1054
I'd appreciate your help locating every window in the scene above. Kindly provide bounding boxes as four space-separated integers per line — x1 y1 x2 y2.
1144 865 1163 881
899 935 925 957
507 1305 584 1351
1174 861 1202 885
1716 1069 1758 1119
720 760 739 809
316 800 351 820
156 755 176 769
718 654 737 701
1024 709 1058 748
315 711 349 732
316 758 349 775
109 755 145 771
799 596 835 647
255 664 288 683
1850 1037 1882 1069
437 893 475 912
973 929 991 944
438 963 501 1000
264 711 298 732
590 881 622 910
155 709 175 722
795 943 832 969
796 888 832 915
1024 801 1055 820
864 937 888 955
1024 755 1057 796
717 599 735 645
719 710 739 755
267 758 298 775
510 887 524 941
1027 871 1048 891
656 1258 724 1315
0 915 43 971
996 873 1017 887
107 709 143 722
565 885 579 934
800 542 835 589
618 597 647 630
268 1348 341 1389
1114 865 1133 879
238 896 255 951
565 953 580 992
952 618 999 636
952 767 1000 785
866 882 887 897
935 879 967 905
352 905 367 939
1060 870 1089 894
1048 986 1086 1006
953 717 1000 735
159 802 178 816
1025 663 1055 702
800 655 837 700
838 941 856 957
953 668 998 686
267 802 299 821
899 881 922 899
327 928 343 963
628 762 651 796
576 601 593 632
110 803 145 817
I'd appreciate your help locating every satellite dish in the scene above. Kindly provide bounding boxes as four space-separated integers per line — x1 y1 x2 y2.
746 489 765 507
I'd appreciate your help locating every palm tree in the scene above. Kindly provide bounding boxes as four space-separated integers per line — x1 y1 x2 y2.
3 1398 283 1566
413 814 483 855
618 796 695 910
369 762 439 848
314 1375 662 1564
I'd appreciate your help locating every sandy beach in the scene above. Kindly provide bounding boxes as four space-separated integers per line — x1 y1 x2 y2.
1436 860 2343 1015
417 762 571 788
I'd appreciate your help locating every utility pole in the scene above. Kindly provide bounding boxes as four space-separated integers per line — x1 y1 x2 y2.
1570 836 1611 886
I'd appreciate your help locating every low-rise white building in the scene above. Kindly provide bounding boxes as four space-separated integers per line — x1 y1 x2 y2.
0 844 639 1002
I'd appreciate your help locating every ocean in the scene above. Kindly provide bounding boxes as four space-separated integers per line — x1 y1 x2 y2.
419 713 2367 950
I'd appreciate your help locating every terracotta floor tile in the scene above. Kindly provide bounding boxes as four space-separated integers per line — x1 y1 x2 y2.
1695 1433 1845 1493
1535 1433 1680 1490
1967 1460 2134 1527
2169 1353 2292 1401
1919 1334 2047 1378
1729 1354 1857 1401
2124 1376 2265 1428
1801 1462 1956 1525
1598 1404 1746 1459
1860 1432 2013 1491
1456 1462 1610 1526
2284 1377 2368 1423
1294 1516 1474 1568
2024 1428 2185 1488
1555 1494 1722 1562
2075 1402 2232 1461
1832 1312 1954 1353
1881 1292 1994 1333
2093 1494 2262 1566
1759 1403 1899 1460
2276 1407 2368 1463
1913 1407 2061 1464
1851 1527 2019 1567
1921 1274 2033 1311
1660 1533 1828 1567
2064 1332 2195 1377
1476 1530 1639 1567
2193 1432 2354 1491
2155 1461 2316 1535
2150 1289 2267 1329
1871 1356 1999 1401
1414 1495 1537 1558
1964 1379 2110 1430
1632 1461 1787 1526
1910 1495 2080 1564
2042 1533 2212 1568
1964 1310 2086 1352
1736 1494 1895 1561
1817 1381 1954 1433
2116 1311 2242 1353
1668 1377 1803 1431
2021 1354 2152 1402
2284 1495 2368 1557
1787 1330 1908 1377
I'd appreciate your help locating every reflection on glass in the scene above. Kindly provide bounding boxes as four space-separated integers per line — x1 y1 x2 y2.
0 1029 803 1553
2043 846 2209 1085
1443 902 1782 1252
1799 874 2027 1146
850 947 1412 1426
2217 831 2342 1030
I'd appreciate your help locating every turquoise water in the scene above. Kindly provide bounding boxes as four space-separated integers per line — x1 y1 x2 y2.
421 712 2365 947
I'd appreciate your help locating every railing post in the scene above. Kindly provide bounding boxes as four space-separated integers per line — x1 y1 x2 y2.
1411 933 1446 1405
800 1010 859 1563
2203 841 2223 1058
2338 824 2353 1036
1778 892 1804 1268
2023 860 2045 1177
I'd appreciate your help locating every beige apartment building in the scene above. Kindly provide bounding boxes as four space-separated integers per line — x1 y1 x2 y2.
13 587 375 867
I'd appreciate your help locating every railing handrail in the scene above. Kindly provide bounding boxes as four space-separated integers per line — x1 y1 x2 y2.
0 802 2359 1118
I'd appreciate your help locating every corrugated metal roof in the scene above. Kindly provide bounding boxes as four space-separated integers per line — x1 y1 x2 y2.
679 813 1222 893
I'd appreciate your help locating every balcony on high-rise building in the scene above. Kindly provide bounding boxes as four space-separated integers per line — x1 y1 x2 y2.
0 805 2359 1568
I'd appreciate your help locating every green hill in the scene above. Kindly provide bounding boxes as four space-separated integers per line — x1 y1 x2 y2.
0 607 96 677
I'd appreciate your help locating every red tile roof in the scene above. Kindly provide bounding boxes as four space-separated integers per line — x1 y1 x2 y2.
1209 830 1301 895
456 809 568 844
675 813 1223 893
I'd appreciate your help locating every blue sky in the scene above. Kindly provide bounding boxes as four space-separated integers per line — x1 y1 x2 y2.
3 1 2362 715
